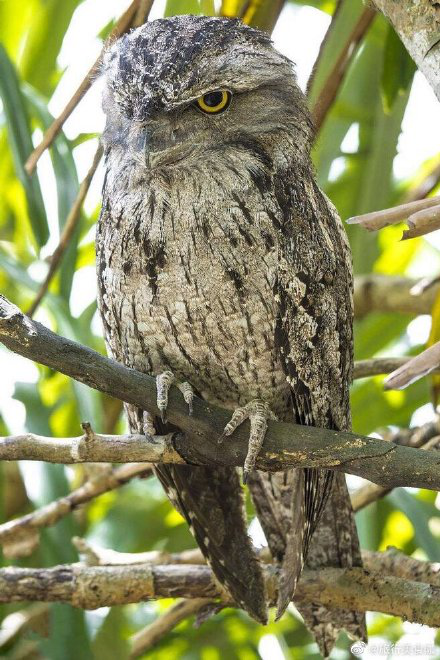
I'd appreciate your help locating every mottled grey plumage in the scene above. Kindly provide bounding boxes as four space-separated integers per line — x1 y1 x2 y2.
96 15 365 653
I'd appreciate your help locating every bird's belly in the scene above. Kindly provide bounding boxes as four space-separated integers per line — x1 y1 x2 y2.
118 255 291 415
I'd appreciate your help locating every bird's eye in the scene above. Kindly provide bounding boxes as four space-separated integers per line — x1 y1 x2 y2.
195 90 232 115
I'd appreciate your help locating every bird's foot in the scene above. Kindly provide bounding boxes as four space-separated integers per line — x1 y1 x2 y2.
221 400 277 483
155 370 194 422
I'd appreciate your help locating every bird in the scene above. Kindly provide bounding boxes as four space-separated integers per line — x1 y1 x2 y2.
96 15 366 655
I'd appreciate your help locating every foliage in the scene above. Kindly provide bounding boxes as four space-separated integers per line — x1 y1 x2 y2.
0 0 439 658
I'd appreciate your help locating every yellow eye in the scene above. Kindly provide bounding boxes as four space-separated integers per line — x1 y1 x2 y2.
195 90 231 115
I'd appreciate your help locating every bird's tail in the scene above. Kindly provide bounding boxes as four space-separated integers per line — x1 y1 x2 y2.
249 469 366 656
298 471 366 656
155 463 268 623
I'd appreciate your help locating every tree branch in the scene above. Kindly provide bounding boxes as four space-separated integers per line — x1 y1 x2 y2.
353 357 440 379
1 295 440 490
311 7 376 132
371 0 440 102
0 561 438 626
27 144 103 317
129 599 213 658
2 419 435 560
353 274 440 318
0 463 152 559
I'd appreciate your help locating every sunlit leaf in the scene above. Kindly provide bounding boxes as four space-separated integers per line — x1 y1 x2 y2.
0 45 49 246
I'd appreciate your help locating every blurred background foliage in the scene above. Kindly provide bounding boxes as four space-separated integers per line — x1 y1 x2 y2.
0 0 439 658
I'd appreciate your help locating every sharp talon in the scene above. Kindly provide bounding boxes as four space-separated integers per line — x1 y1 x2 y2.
223 400 273 478
156 370 175 422
177 381 194 416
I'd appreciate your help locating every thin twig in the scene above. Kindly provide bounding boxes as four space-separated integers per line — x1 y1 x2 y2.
24 0 141 175
27 144 103 317
405 158 440 203
353 357 440 379
311 7 376 133
306 0 343 97
73 537 203 566
130 599 213 658
0 463 152 559
347 195 440 232
385 342 440 390
52 541 440 590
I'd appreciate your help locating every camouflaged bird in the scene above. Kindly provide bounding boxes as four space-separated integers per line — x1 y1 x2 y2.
96 15 366 654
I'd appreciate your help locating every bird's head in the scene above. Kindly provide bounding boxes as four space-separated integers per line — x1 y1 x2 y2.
101 15 312 173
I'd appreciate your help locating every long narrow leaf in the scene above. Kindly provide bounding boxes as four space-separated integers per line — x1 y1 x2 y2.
0 45 49 246
23 84 80 301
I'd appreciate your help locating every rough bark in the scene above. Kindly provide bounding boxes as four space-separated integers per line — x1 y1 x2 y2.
0 562 438 626
372 0 440 101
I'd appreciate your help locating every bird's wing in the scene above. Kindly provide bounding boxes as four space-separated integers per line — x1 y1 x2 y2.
250 176 366 650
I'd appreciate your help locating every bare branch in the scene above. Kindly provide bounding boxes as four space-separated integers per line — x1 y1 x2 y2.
1 295 440 490
352 421 440 511
0 463 152 559
0 561 438 626
353 274 440 318
385 342 440 390
353 357 440 379
306 0 343 97
364 547 440 588
130 599 213 658
0 603 49 649
402 204 440 239
311 8 376 132
405 159 440 203
371 0 440 102
27 144 103 317
347 195 440 231
133 0 155 28
72 537 203 567
52 540 440 590
24 0 141 175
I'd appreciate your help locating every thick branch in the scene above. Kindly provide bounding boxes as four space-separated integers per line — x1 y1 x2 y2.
72 539 440 589
0 562 438 626
1 296 439 490
372 0 440 101
353 274 440 318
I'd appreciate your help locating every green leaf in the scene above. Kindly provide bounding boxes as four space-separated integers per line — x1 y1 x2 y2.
23 83 80 301
18 0 84 96
388 490 440 561
165 0 201 16
0 44 49 246
381 25 416 113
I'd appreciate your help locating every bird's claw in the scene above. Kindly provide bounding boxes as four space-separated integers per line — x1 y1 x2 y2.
155 370 194 423
223 400 277 483
156 370 175 422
